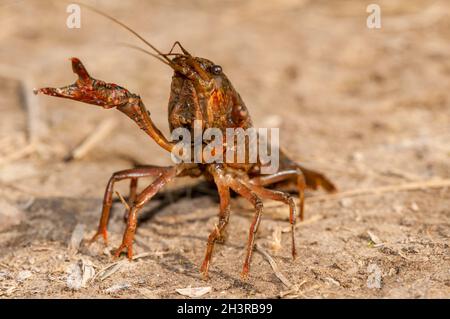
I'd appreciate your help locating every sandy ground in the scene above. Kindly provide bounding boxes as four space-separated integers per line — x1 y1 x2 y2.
0 0 449 298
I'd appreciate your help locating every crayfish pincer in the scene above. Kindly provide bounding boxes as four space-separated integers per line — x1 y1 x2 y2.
35 6 336 280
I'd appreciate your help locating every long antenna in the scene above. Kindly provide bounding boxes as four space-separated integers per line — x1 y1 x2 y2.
74 2 174 65
116 42 172 66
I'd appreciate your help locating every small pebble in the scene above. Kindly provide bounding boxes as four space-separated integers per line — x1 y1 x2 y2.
66 263 82 290
367 264 382 289
324 277 341 287
17 270 32 282
340 198 353 208
105 283 131 294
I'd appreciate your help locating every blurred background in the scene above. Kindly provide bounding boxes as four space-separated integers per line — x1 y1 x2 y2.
0 0 448 298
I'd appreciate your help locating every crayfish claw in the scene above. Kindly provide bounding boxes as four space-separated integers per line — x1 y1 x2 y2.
71 57 91 82
34 86 75 99
35 57 133 109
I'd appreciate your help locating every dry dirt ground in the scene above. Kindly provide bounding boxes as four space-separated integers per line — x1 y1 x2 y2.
0 0 449 298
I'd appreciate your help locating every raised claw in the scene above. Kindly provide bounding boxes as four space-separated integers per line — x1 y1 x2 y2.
34 57 133 109
35 57 175 153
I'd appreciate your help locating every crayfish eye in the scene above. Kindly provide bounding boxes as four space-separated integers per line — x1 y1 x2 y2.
210 65 222 75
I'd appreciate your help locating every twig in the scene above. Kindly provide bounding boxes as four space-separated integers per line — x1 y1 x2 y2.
255 244 292 288
93 251 169 281
0 262 12 271
0 143 36 166
94 260 128 281
379 168 422 182
0 64 45 142
282 215 322 232
367 231 383 247
20 78 45 143
132 251 169 260
64 118 117 161
280 279 307 298
307 179 450 203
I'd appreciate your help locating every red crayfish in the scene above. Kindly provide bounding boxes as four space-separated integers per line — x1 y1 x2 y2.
35 5 336 279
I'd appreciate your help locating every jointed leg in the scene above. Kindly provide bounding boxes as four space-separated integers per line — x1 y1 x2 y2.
200 168 231 278
128 178 138 207
113 165 181 259
123 176 138 222
250 168 306 220
226 177 264 279
90 166 171 245
241 180 298 259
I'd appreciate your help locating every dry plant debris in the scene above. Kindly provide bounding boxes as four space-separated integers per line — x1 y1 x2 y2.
176 286 212 298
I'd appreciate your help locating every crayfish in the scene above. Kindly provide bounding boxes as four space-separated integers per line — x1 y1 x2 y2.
35 5 336 279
